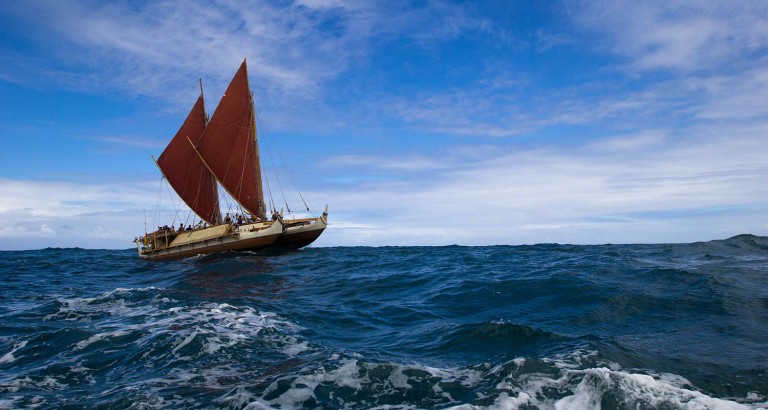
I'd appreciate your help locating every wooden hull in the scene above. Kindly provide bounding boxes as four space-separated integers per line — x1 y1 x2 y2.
134 207 328 260
135 221 283 260
274 210 328 249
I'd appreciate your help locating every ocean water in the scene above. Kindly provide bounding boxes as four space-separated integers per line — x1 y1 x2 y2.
1 235 767 409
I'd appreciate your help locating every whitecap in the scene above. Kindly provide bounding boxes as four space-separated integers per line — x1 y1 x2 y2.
73 330 131 351
237 351 758 409
0 340 27 364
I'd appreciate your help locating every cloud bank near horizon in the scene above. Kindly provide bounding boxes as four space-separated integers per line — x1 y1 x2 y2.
0 0 767 249
2 125 765 250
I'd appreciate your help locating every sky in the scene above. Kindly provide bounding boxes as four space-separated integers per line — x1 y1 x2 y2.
0 0 767 250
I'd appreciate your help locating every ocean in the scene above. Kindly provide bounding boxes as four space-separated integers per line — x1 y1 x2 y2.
1 235 767 409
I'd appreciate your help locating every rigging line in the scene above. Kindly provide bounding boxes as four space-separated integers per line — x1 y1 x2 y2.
263 133 290 214
260 132 277 204
263 128 315 217
154 176 164 230
254 111 293 215
233 107 252 204
262 161 276 215
253 110 275 214
191 161 204 220
215 106 252 213
259 119 311 213
218 185 236 219
163 175 183 225
191 163 217 225
251 96 267 219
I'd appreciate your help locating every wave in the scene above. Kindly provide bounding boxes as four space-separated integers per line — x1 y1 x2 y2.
437 321 568 360
2 241 766 408
692 234 768 255
218 350 763 409
1 287 311 407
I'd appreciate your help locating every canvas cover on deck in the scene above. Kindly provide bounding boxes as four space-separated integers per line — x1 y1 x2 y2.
169 224 231 247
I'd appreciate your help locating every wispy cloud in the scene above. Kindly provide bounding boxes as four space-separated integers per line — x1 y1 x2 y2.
1 0 495 103
571 0 768 73
88 136 165 150
0 178 176 249
1 1 766 249
320 154 448 172
318 127 768 246
6 124 765 249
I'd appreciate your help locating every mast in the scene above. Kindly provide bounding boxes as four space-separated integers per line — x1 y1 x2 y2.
249 88 267 220
193 59 265 220
200 79 222 225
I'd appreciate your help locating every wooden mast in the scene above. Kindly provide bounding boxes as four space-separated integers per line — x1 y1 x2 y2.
191 58 264 220
249 90 267 221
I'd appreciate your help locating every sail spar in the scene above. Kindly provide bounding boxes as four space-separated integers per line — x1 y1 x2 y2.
156 94 221 225
193 60 266 220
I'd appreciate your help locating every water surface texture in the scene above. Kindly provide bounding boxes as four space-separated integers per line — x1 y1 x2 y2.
1 235 767 408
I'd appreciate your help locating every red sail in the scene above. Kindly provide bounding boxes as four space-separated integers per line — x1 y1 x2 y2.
156 95 221 225
194 60 265 219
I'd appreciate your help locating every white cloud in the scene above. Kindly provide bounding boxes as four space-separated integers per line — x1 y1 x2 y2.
689 68 768 120
1 0 492 105
2 116 766 250
1 1 767 250
0 179 164 249
0 224 55 239
572 0 768 73
316 128 768 246
320 154 448 172
585 130 667 152
2 0 357 102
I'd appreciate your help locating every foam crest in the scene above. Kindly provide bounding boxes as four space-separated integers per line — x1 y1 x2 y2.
482 355 756 410
0 375 65 394
43 287 166 322
73 330 131 351
147 303 302 361
246 357 488 408
230 351 758 409
0 340 28 364
4 286 309 408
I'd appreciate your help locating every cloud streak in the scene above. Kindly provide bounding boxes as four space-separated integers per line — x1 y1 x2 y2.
1 1 766 249
307 125 768 246
571 0 768 73
5 123 765 250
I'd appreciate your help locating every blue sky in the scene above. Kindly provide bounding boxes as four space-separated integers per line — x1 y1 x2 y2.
1 0 767 249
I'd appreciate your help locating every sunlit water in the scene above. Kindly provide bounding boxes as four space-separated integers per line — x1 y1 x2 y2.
1 235 767 409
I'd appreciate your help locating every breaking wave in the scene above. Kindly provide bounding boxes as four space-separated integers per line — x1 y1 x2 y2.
1 236 767 408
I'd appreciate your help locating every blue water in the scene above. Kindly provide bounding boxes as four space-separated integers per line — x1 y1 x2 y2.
1 235 767 409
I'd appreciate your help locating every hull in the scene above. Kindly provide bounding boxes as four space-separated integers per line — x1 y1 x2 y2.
274 210 328 249
135 221 283 260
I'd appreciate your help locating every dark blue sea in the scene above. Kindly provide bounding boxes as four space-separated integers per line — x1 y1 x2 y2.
1 235 767 409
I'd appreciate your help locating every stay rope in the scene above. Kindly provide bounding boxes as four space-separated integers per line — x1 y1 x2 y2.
255 111 315 218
